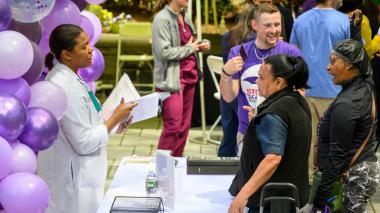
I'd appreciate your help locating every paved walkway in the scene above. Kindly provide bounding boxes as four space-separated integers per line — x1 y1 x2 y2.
106 118 380 212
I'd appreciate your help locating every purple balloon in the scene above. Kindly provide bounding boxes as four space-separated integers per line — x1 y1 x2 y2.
37 68 49 82
0 0 11 31
19 107 59 151
72 0 88 11
9 143 37 174
86 81 96 94
41 0 81 36
0 31 33 79
0 94 27 142
78 47 105 82
0 78 31 106
38 32 50 59
9 19 42 44
29 81 68 120
0 173 50 213
81 11 102 45
85 0 106 4
0 137 12 180
21 42 44 85
80 14 94 41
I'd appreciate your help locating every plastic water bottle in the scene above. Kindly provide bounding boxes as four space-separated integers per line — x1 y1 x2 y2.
146 168 157 195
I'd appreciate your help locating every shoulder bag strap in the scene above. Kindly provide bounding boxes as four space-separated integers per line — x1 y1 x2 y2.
347 93 376 169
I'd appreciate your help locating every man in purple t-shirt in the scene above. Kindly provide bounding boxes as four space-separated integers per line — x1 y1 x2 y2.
220 3 301 154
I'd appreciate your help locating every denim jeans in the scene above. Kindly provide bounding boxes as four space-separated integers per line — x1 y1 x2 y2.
217 96 239 157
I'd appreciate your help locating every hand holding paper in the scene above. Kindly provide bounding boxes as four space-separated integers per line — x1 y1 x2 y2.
102 74 170 133
112 99 137 122
104 98 137 133
115 115 134 134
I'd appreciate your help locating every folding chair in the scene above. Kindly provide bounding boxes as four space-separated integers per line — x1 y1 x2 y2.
116 22 154 94
260 183 300 213
206 55 224 145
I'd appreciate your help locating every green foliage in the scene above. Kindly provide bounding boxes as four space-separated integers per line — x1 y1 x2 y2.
217 0 235 15
87 4 122 33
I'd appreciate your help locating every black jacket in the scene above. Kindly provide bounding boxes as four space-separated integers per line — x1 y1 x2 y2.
314 76 378 207
230 88 311 208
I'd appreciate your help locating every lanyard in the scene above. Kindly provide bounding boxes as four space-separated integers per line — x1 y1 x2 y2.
75 77 102 112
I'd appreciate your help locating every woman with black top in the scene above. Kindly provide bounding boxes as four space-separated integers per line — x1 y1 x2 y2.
228 54 311 213
313 39 380 212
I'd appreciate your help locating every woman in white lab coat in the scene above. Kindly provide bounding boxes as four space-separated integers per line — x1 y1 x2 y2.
37 24 137 213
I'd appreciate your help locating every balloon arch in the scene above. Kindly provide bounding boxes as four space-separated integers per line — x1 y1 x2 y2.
0 0 106 212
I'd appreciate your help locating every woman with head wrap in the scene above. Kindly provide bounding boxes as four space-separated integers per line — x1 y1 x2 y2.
312 39 379 212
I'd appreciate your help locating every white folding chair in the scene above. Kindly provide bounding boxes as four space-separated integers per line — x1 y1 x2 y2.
206 55 224 145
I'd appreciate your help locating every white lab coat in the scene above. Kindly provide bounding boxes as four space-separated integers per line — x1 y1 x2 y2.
37 63 109 213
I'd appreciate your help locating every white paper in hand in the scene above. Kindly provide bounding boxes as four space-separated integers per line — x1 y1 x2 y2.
129 93 160 124
102 74 161 133
103 74 141 121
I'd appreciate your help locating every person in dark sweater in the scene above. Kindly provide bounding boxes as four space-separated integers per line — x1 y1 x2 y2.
313 39 379 212
228 54 311 213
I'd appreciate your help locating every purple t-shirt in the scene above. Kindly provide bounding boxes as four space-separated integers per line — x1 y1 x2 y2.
229 40 301 134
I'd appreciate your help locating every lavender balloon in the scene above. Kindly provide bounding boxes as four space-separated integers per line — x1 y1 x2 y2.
38 32 51 65
81 11 102 45
38 68 49 82
0 31 33 79
21 42 44 85
29 81 67 120
9 0 55 23
41 0 81 35
9 20 42 44
80 14 94 41
0 94 27 142
0 0 11 31
0 173 50 213
0 137 12 180
9 143 37 174
78 47 105 82
19 107 59 151
0 78 31 106
86 0 107 4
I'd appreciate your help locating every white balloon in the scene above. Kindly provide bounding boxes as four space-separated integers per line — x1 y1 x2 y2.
0 31 33 79
9 0 56 23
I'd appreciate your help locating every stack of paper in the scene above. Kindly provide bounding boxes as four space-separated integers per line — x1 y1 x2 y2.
102 74 168 125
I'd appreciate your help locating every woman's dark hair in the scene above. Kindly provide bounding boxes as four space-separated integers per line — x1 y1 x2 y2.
45 24 83 70
264 54 309 90
338 0 362 13
227 5 256 50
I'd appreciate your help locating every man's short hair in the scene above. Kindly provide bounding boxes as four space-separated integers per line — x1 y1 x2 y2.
254 3 279 21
